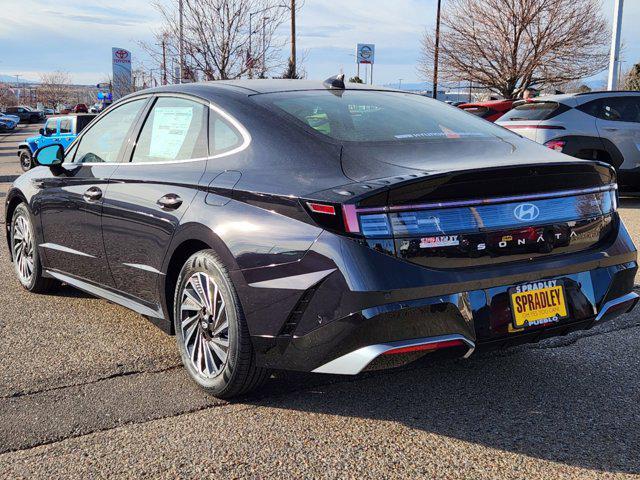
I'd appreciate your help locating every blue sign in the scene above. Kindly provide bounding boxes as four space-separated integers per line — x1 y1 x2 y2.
356 44 375 64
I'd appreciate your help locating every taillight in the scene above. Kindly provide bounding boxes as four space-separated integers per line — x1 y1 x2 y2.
544 139 566 152
341 204 360 233
383 339 465 355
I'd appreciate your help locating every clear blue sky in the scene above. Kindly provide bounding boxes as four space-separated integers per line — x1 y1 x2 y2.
0 0 638 86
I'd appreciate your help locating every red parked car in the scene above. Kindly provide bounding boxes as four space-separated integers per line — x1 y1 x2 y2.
459 99 517 122
72 103 89 113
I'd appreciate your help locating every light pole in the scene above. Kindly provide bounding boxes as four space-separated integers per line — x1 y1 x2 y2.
432 0 442 99
15 74 21 103
607 0 624 90
398 79 403 90
248 4 289 78
178 0 184 83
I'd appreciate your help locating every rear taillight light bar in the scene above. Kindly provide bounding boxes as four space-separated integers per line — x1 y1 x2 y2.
355 185 617 239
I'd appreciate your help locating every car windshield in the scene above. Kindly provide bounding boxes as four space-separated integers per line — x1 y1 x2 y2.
500 101 561 121
256 90 508 143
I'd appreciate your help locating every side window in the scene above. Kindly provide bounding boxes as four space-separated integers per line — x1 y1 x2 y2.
580 97 640 123
59 118 72 134
73 99 146 164
44 120 57 136
209 111 243 155
131 97 208 163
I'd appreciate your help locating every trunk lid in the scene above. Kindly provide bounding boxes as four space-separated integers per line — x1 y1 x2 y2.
336 140 617 268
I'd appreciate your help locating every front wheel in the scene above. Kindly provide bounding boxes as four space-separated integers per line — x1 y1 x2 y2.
173 250 269 398
10 203 56 293
19 149 33 171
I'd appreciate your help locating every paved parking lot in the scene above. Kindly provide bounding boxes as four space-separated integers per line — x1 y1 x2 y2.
0 128 639 479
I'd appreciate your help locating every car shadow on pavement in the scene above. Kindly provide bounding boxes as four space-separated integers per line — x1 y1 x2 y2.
50 284 93 299
249 344 640 475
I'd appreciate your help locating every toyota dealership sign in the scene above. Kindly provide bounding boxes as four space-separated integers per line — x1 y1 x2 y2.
112 47 132 100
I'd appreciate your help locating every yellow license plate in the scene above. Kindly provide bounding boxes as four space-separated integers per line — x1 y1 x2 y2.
509 280 568 329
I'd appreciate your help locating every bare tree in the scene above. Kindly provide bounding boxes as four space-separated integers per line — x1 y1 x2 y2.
418 0 609 99
37 71 72 108
141 0 289 81
0 83 18 108
622 63 640 91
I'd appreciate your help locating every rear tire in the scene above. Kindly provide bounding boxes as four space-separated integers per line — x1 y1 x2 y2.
10 203 57 293
19 149 32 172
173 249 269 398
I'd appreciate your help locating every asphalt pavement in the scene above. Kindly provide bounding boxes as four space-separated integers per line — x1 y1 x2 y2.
0 127 639 479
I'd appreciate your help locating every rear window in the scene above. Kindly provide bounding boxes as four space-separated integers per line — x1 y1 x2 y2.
500 101 564 121
255 90 506 143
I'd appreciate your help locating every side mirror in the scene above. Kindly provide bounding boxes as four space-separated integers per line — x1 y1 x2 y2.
34 144 64 167
39 128 45 135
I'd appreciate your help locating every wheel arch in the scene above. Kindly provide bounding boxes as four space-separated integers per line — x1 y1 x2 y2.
554 135 624 169
159 223 240 334
4 190 28 261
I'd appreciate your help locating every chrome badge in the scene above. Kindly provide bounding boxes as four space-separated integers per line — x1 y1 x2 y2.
513 203 540 222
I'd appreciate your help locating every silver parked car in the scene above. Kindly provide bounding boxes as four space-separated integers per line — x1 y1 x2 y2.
497 91 640 189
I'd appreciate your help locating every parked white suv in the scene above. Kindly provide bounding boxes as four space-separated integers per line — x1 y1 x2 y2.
497 91 640 189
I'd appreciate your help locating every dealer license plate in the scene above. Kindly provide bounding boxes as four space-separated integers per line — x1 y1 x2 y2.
509 280 568 329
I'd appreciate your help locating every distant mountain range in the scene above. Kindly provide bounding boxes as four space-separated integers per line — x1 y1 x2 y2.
0 74 38 84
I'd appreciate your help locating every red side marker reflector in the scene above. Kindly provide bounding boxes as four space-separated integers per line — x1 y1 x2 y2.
307 202 336 215
383 339 465 356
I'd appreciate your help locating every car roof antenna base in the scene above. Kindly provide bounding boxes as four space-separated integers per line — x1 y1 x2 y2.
323 74 346 90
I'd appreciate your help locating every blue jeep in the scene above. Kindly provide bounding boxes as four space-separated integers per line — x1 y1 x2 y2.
17 114 95 171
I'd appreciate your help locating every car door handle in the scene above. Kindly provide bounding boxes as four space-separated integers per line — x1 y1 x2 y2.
83 186 102 201
157 194 183 210
603 127 619 132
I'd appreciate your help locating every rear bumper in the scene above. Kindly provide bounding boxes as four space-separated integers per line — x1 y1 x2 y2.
241 217 637 373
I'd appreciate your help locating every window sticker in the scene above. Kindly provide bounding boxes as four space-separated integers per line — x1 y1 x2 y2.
149 107 194 159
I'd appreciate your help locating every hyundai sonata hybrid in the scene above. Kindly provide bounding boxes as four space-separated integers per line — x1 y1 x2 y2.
5 78 638 398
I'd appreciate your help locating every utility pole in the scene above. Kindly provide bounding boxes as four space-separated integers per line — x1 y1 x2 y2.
607 0 624 90
178 0 184 83
249 13 254 78
15 74 21 103
162 36 168 85
290 0 296 77
432 0 442 99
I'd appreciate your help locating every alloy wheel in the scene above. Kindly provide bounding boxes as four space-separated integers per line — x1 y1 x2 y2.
180 272 230 378
12 214 34 284
19 151 31 171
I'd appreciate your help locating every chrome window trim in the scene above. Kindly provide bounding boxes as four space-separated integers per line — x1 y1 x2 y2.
64 102 251 167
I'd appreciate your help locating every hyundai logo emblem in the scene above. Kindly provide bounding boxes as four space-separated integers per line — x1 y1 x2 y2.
513 203 540 221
